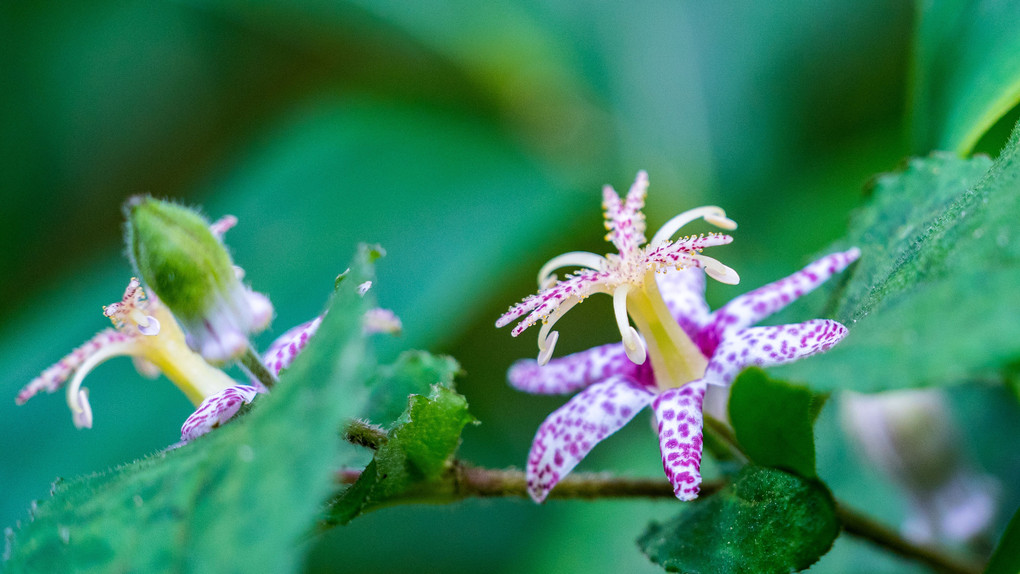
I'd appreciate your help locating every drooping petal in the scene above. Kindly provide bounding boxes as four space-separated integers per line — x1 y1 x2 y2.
702 319 848 386
698 248 859 353
263 317 322 376
508 342 648 395
16 329 133 405
602 171 649 256
179 385 260 442
526 376 655 502
652 381 707 501
656 268 710 339
496 269 611 336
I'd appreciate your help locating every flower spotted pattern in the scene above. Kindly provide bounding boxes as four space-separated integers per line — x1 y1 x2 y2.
498 171 858 502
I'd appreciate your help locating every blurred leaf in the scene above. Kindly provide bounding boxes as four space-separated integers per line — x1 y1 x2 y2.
4 245 379 573
728 368 825 479
365 351 461 428
327 385 475 526
985 504 1020 574
778 124 1020 390
911 0 1020 154
637 466 838 573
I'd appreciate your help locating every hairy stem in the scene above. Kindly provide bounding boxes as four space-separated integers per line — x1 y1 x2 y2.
238 343 278 390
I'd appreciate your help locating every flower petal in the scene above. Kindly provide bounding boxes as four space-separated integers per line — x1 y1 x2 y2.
698 248 859 353
179 385 260 442
653 381 707 501
703 319 849 385
508 342 647 395
526 376 655 502
656 268 710 339
263 317 322 376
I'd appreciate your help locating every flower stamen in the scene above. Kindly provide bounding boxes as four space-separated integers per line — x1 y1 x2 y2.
613 284 646 364
537 252 606 289
650 206 737 247
538 295 580 366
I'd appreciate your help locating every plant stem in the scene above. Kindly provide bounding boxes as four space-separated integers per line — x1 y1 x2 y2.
238 342 278 390
452 465 726 500
333 463 983 573
836 503 983 574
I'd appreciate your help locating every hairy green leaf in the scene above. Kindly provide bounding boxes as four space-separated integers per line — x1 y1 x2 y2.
4 245 380 573
778 125 1020 391
911 0 1020 154
729 368 825 479
326 385 474 526
365 351 461 428
638 466 838 573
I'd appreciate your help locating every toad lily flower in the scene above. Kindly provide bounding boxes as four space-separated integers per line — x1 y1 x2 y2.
17 278 239 429
497 171 858 502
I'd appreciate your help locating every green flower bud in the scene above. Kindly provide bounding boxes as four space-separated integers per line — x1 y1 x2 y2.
125 197 272 363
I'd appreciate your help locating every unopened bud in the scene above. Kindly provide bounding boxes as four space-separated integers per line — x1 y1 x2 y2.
125 197 272 363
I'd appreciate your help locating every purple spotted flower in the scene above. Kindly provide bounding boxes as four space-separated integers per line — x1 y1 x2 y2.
17 277 240 430
498 171 858 502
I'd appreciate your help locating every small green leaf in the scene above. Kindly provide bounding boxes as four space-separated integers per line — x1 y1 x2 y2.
374 386 476 496
326 385 475 525
728 368 825 479
364 351 462 428
985 504 1020 574
638 466 839 574
911 0 1020 154
4 245 380 573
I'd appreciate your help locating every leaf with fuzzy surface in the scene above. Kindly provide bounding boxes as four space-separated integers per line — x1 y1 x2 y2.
638 465 839 573
4 244 381 573
778 126 1020 391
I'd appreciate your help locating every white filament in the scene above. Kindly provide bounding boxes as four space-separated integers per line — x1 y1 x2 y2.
536 296 580 365
613 284 646 364
65 340 137 428
650 206 737 247
537 252 606 289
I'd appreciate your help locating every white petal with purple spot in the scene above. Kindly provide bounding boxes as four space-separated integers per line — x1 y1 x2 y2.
508 343 642 395
526 376 655 502
653 381 707 501
180 385 260 442
703 319 849 385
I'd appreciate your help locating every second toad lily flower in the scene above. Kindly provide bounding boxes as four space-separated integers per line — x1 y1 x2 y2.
497 171 858 502
16 278 239 429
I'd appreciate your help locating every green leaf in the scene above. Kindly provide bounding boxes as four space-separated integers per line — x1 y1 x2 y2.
728 368 825 479
4 245 380 573
985 504 1020 574
326 385 475 526
911 0 1020 154
375 386 476 495
637 466 839 573
365 351 461 428
777 128 1020 391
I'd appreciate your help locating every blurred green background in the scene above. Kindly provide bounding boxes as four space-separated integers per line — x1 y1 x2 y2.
2 1 1018 572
